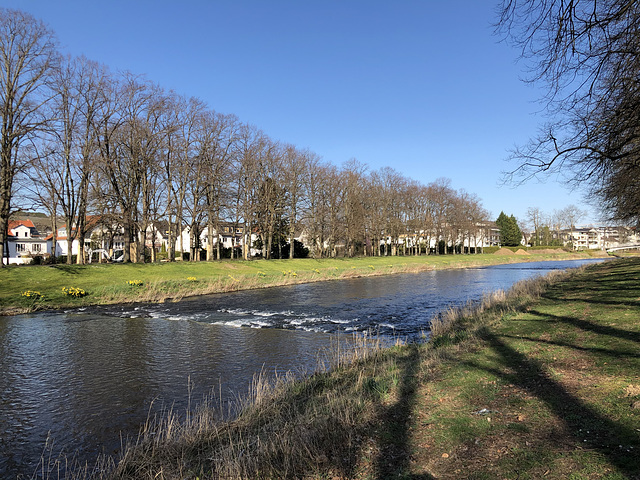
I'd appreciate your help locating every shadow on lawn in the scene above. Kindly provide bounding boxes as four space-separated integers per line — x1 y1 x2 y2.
371 344 435 479
51 264 87 275
541 257 640 308
500 333 640 360
528 309 640 345
464 329 640 478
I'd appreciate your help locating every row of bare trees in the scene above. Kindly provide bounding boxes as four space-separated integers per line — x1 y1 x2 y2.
1 8 491 265
525 205 586 247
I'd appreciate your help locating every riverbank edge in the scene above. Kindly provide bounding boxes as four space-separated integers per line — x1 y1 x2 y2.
58 256 637 479
0 250 607 316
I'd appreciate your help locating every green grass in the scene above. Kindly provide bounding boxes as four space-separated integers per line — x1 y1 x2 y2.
402 257 640 479
0 250 599 314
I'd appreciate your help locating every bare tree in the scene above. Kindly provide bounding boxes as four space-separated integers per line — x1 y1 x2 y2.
231 124 264 260
179 98 208 261
526 206 545 246
498 0 640 224
39 56 106 264
341 159 368 257
0 8 58 265
200 111 237 261
282 145 308 259
159 93 192 261
300 157 334 258
559 204 586 250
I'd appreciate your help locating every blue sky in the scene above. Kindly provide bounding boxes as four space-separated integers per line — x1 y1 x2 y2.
4 0 597 226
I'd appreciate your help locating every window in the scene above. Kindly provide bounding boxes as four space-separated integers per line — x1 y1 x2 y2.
16 243 26 252
33 244 41 252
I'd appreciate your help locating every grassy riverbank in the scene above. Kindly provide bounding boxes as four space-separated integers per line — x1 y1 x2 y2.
1 249 602 315
36 256 638 479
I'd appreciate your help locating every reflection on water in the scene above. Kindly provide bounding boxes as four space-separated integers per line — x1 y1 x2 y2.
0 259 604 477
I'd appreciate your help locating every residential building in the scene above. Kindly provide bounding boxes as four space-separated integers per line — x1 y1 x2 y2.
3 219 50 265
564 225 638 250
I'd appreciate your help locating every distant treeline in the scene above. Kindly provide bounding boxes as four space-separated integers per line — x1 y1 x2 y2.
1 8 490 264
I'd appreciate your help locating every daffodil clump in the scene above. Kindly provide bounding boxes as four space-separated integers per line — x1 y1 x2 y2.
127 280 144 287
282 270 297 277
368 265 375 269
187 276 197 282
257 271 266 277
313 268 320 274
62 286 87 297
21 290 43 299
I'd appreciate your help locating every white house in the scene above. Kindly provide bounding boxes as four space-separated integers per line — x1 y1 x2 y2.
50 226 92 257
3 219 50 265
176 223 262 258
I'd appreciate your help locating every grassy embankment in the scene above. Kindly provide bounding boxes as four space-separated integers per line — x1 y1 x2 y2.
1 249 602 315
36 255 639 479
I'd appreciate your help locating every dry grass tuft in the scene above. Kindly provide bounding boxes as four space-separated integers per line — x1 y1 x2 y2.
428 269 569 339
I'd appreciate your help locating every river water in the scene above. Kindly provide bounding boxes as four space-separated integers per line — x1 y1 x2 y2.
0 258 604 478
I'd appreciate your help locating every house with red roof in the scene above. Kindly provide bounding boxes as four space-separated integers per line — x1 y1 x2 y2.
3 219 51 265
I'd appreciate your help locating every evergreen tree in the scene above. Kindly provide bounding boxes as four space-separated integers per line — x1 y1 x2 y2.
496 211 523 247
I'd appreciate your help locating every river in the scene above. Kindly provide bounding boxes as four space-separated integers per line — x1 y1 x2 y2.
0 258 604 478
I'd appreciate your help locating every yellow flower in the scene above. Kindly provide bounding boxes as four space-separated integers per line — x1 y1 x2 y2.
21 290 42 299
62 286 87 297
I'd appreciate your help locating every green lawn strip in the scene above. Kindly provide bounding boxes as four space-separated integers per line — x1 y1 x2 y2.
402 258 640 479
0 251 598 314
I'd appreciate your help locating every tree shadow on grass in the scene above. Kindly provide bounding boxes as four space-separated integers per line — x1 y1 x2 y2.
541 259 640 307
500 333 640 360
463 331 640 477
541 290 640 308
527 309 640 344
370 344 435 479
51 264 87 275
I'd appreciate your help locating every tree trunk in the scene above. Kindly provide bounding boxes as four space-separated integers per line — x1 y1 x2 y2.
122 218 131 263
207 221 214 261
50 214 57 262
167 217 175 262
